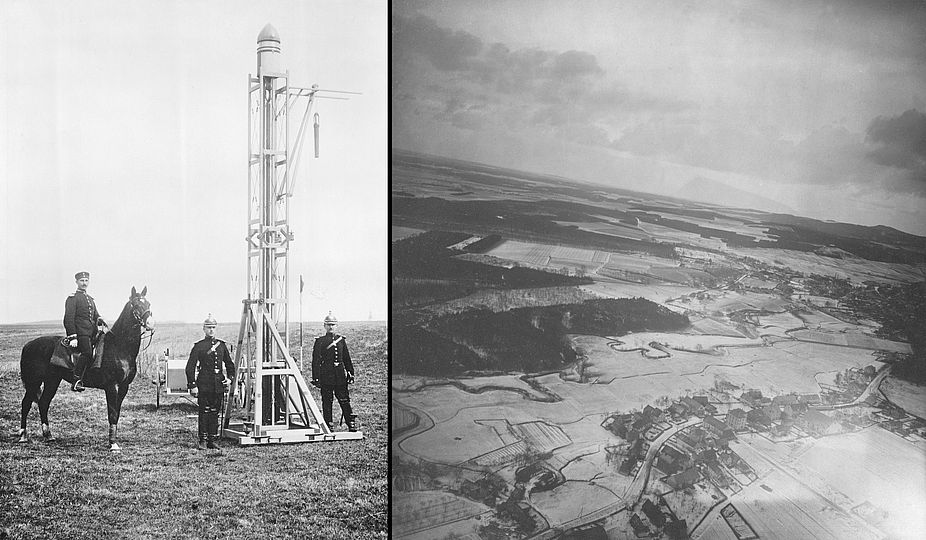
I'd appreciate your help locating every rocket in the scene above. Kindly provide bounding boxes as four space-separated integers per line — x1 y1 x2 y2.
257 23 282 74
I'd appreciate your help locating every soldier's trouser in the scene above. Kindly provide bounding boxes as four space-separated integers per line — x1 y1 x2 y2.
321 385 352 425
73 336 93 378
197 392 222 441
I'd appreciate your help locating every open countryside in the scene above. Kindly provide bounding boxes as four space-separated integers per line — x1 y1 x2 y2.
391 151 926 540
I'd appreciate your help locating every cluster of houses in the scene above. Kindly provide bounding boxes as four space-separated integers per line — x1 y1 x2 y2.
629 497 689 539
821 365 877 405
866 394 926 439
603 405 668 476
655 419 755 495
738 389 836 437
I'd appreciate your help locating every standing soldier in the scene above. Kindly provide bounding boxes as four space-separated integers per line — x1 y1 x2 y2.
186 314 235 450
311 312 358 432
64 271 106 391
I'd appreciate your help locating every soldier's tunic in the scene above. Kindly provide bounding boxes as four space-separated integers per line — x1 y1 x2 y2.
63 289 103 371
186 337 235 442
312 332 355 426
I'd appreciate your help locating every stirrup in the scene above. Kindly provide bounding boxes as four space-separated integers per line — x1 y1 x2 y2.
72 379 86 392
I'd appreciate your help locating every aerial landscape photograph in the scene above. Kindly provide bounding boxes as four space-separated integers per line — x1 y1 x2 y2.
391 1 926 539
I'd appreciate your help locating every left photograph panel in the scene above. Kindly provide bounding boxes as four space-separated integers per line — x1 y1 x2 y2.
0 1 387 538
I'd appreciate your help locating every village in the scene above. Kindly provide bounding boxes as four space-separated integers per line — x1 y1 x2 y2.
597 363 926 539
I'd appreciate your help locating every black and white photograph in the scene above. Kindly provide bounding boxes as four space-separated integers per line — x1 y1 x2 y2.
1 1 386 538
391 1 925 539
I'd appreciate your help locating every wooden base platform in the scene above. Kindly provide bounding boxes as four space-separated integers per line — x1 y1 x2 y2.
223 421 364 444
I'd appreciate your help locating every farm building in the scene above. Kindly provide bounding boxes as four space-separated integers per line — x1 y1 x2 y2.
704 462 731 489
618 458 635 476
656 445 691 475
692 395 718 414
629 513 650 536
772 394 799 407
772 419 794 436
695 448 717 464
667 467 700 490
643 405 665 422
762 404 782 422
674 428 707 453
741 389 766 407
726 408 747 430
797 409 839 436
680 397 706 416
665 518 690 540
798 393 822 405
703 416 735 441
642 499 666 527
746 408 772 430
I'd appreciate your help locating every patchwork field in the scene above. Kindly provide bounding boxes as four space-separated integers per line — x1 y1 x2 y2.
392 152 925 539
743 247 926 284
729 427 926 540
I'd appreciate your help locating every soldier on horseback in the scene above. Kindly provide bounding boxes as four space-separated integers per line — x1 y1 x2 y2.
64 271 107 392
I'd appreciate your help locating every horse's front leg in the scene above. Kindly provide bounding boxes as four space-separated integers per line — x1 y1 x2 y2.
104 385 122 452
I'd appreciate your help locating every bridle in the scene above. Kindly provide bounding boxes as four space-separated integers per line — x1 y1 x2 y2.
128 298 155 351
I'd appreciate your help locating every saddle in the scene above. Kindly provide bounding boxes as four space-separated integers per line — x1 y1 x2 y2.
49 335 106 371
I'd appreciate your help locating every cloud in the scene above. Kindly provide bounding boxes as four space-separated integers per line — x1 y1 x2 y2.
865 109 926 179
392 14 686 149
393 14 483 71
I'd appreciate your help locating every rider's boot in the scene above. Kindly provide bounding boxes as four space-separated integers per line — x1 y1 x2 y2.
71 355 87 392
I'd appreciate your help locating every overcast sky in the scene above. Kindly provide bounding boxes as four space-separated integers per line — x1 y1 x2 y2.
393 0 926 235
1 0 386 324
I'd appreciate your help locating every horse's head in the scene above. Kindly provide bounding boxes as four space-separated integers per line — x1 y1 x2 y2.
129 286 154 331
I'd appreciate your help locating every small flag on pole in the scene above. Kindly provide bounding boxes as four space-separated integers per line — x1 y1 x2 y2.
300 274 304 293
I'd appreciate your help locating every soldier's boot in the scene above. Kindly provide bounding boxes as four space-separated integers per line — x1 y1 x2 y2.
71 355 88 392
206 416 220 449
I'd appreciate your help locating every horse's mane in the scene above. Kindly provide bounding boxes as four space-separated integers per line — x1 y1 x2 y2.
108 296 143 344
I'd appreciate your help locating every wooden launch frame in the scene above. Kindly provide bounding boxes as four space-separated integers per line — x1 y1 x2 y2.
221 25 361 444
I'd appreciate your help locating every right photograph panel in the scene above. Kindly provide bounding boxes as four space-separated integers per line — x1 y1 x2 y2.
391 2 926 539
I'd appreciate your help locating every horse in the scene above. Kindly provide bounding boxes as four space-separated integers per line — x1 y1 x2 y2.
18 286 154 452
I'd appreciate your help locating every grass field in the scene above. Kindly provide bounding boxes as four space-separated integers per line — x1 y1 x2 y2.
0 321 387 539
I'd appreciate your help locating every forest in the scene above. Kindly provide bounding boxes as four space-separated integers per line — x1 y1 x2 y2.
393 298 690 376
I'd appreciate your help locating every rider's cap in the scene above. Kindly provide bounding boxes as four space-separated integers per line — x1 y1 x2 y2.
75 271 90 280
324 311 338 324
203 313 217 327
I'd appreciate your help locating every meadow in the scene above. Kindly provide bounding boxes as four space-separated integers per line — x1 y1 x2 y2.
0 321 387 539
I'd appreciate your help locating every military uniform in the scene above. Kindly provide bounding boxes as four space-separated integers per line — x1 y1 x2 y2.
186 334 235 447
312 329 356 430
63 273 104 389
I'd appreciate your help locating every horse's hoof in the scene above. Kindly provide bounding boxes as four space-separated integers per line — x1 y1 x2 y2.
17 437 29 444
110 444 122 453
44 436 56 443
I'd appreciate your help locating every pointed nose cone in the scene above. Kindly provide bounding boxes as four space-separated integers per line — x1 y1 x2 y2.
256 23 282 73
258 23 280 44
